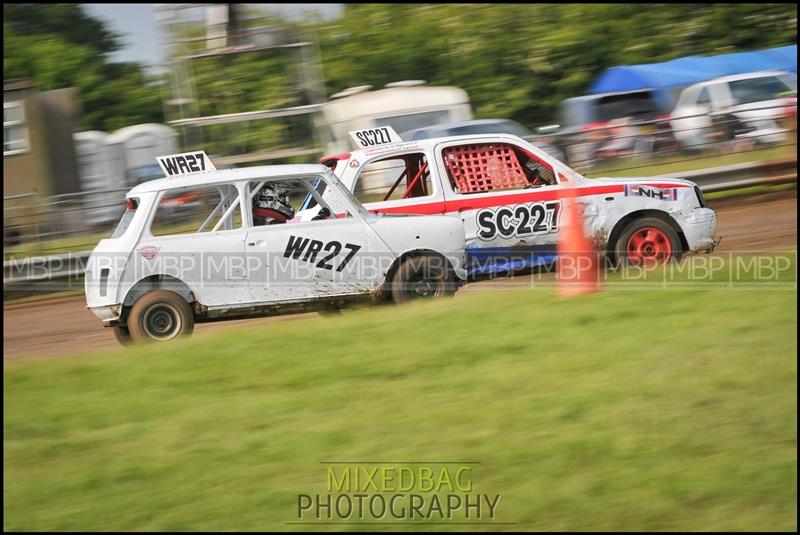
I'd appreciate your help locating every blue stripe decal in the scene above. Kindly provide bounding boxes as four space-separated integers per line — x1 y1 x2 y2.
465 246 557 277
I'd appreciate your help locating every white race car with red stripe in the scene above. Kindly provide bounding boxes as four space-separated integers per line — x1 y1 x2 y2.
298 131 718 276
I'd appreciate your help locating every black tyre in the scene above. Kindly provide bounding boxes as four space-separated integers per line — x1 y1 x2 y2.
614 217 682 267
112 325 133 347
127 290 194 344
390 255 456 304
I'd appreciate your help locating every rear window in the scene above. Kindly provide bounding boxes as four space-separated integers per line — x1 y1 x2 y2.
111 198 138 239
595 92 660 123
729 76 795 106
150 185 241 236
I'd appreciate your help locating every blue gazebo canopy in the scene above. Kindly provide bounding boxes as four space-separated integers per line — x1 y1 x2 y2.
589 45 797 109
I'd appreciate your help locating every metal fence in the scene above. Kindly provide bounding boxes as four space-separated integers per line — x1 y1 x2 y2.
526 101 797 174
4 188 130 255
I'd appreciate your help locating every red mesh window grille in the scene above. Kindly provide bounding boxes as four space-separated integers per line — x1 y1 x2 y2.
443 144 529 194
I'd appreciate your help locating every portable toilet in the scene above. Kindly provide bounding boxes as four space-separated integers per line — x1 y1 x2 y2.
73 130 127 227
107 123 178 187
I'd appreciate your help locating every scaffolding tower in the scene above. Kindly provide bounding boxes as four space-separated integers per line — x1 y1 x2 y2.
156 4 330 166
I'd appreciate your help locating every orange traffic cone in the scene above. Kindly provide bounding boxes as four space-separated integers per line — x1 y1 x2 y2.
557 191 599 296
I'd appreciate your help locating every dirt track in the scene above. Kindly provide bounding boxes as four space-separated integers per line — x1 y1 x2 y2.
4 190 796 361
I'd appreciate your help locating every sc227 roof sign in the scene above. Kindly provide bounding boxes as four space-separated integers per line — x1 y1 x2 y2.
349 126 403 149
156 151 217 178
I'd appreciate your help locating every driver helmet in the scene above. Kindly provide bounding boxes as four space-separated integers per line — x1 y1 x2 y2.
253 183 294 225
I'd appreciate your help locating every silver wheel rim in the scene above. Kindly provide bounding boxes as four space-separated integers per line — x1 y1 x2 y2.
142 303 182 341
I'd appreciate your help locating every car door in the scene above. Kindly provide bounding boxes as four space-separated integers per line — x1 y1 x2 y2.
243 176 391 304
137 182 251 307
433 138 564 275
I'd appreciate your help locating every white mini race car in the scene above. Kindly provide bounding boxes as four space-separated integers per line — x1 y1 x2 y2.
299 128 719 276
85 152 467 345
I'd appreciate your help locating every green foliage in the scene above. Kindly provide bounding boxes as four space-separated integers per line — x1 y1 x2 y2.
316 3 797 127
3 3 796 138
3 3 120 55
3 5 163 132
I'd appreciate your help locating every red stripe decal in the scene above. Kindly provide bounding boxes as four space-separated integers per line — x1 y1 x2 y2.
372 183 690 215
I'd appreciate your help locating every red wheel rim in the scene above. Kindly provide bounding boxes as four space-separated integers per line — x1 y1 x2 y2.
626 227 672 266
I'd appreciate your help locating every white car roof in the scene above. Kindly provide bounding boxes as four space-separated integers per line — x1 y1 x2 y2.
127 164 330 195
692 70 794 87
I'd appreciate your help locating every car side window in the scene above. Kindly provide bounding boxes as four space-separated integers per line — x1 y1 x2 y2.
248 177 352 226
353 152 432 204
696 87 711 107
150 184 242 236
442 142 557 194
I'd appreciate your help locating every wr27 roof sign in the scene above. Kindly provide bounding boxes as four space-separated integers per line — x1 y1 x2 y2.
157 151 217 177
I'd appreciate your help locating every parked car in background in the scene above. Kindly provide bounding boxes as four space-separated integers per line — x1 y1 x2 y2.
128 163 165 186
558 90 668 134
555 90 674 166
401 118 531 140
670 70 798 150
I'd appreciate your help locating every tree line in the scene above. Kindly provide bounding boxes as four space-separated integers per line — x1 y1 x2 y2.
4 3 796 134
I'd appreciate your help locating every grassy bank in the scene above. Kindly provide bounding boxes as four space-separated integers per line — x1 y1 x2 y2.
4 264 797 531
584 143 795 178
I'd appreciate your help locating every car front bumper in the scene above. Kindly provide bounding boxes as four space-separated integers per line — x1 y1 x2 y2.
682 207 719 253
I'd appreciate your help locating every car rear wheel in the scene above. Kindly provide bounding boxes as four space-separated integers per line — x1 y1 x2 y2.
112 325 133 347
615 217 682 267
390 255 455 304
127 290 194 344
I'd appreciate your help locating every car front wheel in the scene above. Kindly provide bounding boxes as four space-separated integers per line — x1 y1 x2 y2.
127 290 195 344
614 217 682 267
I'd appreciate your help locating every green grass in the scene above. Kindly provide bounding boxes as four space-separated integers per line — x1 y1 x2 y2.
584 144 795 178
4 261 798 531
